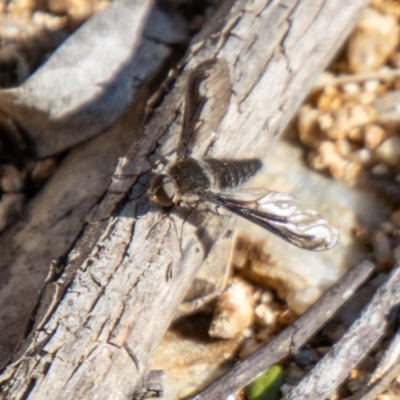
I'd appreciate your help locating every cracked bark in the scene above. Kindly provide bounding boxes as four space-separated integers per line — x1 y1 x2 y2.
0 0 369 399
0 0 174 368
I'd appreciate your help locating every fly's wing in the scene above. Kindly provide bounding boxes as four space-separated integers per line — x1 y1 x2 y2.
177 58 231 159
204 189 339 251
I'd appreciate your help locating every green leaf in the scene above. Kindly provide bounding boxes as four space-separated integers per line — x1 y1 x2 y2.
245 365 284 400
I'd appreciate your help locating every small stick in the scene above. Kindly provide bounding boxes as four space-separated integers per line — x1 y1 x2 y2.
283 261 400 400
377 112 400 124
189 261 375 400
312 68 400 91
353 324 400 400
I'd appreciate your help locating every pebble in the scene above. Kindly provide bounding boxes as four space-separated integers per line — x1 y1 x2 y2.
356 148 372 164
372 230 393 270
31 158 57 185
278 309 297 326
347 8 399 73
261 291 273 304
336 139 351 157
254 303 277 327
325 323 346 344
294 349 318 366
347 369 368 393
375 136 400 166
371 163 389 175
364 124 385 150
358 91 377 105
0 164 25 192
318 86 342 110
364 79 380 93
347 127 364 142
280 384 293 396
348 105 376 127
380 221 395 233
209 279 254 339
373 90 400 114
376 394 391 400
343 82 361 96
285 362 306 385
318 112 334 130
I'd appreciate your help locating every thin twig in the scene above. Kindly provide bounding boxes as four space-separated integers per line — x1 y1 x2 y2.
377 112 400 124
283 261 400 400
312 68 400 92
353 325 400 400
189 261 375 400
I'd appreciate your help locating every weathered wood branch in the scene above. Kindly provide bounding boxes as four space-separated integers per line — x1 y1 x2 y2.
0 0 369 399
0 0 181 368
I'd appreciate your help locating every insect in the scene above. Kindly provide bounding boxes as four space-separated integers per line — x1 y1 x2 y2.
148 59 338 251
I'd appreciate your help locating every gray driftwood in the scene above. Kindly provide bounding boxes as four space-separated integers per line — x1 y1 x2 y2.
0 0 369 399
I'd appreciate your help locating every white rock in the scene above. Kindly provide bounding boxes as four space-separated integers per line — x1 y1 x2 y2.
375 136 400 166
209 279 254 339
347 8 399 73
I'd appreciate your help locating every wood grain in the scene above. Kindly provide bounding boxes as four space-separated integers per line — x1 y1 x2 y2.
0 0 369 399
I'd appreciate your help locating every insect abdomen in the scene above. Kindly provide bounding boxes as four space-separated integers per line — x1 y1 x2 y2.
203 158 262 190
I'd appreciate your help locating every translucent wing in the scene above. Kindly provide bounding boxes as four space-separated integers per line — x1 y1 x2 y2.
204 188 339 251
177 58 231 159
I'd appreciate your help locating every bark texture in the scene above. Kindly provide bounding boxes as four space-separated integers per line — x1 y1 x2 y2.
0 0 369 399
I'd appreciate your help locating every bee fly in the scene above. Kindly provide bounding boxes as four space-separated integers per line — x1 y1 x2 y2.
148 59 338 251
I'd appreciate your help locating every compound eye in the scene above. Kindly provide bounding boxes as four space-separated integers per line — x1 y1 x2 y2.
149 174 177 207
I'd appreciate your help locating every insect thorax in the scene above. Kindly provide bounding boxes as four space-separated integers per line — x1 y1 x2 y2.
168 158 211 197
